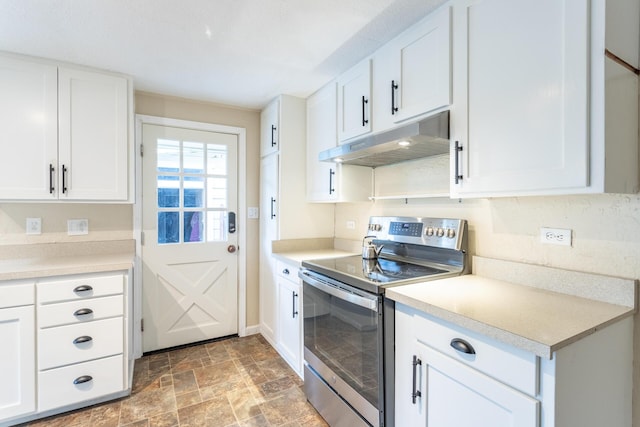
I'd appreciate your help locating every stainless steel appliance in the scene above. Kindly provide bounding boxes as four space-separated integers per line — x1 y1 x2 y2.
300 216 468 427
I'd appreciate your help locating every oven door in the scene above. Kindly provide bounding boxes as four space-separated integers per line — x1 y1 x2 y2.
301 270 382 427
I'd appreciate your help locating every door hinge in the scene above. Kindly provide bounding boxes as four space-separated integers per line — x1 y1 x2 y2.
140 144 144 157
141 231 145 246
141 318 144 332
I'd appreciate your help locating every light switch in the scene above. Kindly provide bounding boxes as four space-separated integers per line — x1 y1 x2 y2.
26 218 41 235
248 207 259 219
68 219 89 235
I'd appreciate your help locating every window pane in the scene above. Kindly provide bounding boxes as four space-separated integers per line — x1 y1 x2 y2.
184 211 204 243
207 178 227 208
184 142 205 174
157 139 180 173
158 212 179 244
184 176 204 208
207 211 226 242
157 175 180 208
207 144 227 175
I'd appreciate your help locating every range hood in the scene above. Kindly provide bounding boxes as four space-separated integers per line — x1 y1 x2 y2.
319 110 450 168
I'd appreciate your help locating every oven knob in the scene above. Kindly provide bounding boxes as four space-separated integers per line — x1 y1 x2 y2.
375 224 382 231
426 227 434 236
436 228 445 237
447 228 456 238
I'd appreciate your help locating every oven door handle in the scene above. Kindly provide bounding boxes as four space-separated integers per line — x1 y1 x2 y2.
301 272 378 312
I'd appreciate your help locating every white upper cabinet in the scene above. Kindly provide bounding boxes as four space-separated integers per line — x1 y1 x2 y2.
0 56 58 200
450 0 639 198
306 82 372 202
373 5 452 130
260 99 279 156
58 67 129 201
0 53 133 202
337 58 372 142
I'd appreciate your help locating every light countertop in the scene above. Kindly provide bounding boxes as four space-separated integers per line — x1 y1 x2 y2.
273 249 356 266
387 257 637 359
0 240 135 281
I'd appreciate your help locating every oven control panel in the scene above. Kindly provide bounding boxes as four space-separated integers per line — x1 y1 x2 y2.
367 216 466 250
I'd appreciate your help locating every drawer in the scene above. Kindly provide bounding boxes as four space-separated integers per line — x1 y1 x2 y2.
38 317 123 370
0 281 34 308
38 354 124 412
37 273 124 304
407 305 538 396
38 295 124 328
276 259 300 282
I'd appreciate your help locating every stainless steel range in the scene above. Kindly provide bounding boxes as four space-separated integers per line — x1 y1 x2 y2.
299 216 469 427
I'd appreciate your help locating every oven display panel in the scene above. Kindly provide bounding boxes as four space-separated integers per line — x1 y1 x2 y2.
389 221 423 237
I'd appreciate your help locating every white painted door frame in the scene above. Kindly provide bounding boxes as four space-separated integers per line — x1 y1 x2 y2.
132 114 248 358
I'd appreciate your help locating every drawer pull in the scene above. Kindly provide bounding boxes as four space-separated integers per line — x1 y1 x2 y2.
74 285 93 293
450 338 476 355
283 268 290 275
73 308 94 317
73 335 93 345
73 375 93 385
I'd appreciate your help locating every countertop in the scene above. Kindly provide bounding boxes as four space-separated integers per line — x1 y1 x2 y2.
0 240 135 281
387 257 637 359
273 249 355 266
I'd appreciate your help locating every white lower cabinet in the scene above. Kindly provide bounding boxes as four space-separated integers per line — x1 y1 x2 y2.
0 282 36 422
275 259 302 377
0 271 129 426
395 303 633 427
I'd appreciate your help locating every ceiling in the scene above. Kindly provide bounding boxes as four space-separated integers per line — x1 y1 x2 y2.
0 0 446 110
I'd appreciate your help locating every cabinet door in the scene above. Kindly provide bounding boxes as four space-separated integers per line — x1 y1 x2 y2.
307 83 338 201
451 0 589 197
412 342 539 427
337 59 372 142
259 153 279 342
0 55 58 200
58 67 129 201
392 5 451 123
0 305 35 420
277 275 301 374
261 99 279 156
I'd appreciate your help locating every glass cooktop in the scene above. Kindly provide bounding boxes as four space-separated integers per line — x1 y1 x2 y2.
304 254 448 287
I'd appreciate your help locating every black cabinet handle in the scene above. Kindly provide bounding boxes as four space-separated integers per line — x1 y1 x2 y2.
271 125 277 147
270 197 276 219
73 375 93 385
292 291 299 318
361 96 369 127
450 338 476 355
73 308 93 317
62 164 68 194
73 285 93 293
391 80 399 115
454 141 464 184
412 355 422 404
49 164 55 194
73 335 93 345
283 268 290 275
329 168 335 195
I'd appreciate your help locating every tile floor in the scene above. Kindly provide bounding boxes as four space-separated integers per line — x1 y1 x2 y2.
22 335 329 427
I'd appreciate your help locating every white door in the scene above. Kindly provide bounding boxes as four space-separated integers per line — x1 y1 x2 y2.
337 58 372 142
141 123 238 352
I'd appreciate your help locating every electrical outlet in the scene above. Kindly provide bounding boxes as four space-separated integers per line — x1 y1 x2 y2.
346 220 356 230
26 218 41 235
540 227 572 246
68 219 89 235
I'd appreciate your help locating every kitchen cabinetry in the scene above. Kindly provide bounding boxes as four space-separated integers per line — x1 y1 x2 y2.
306 82 371 202
275 259 302 376
450 0 639 197
0 282 35 421
259 95 333 345
0 52 132 202
372 5 451 130
36 272 126 412
260 99 279 156
395 302 633 427
337 59 372 142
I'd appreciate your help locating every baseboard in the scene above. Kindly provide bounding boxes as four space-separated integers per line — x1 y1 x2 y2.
241 324 261 337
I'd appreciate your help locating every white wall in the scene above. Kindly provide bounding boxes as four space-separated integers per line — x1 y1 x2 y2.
335 192 640 424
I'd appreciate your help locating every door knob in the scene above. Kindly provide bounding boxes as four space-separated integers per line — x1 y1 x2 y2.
227 245 237 253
